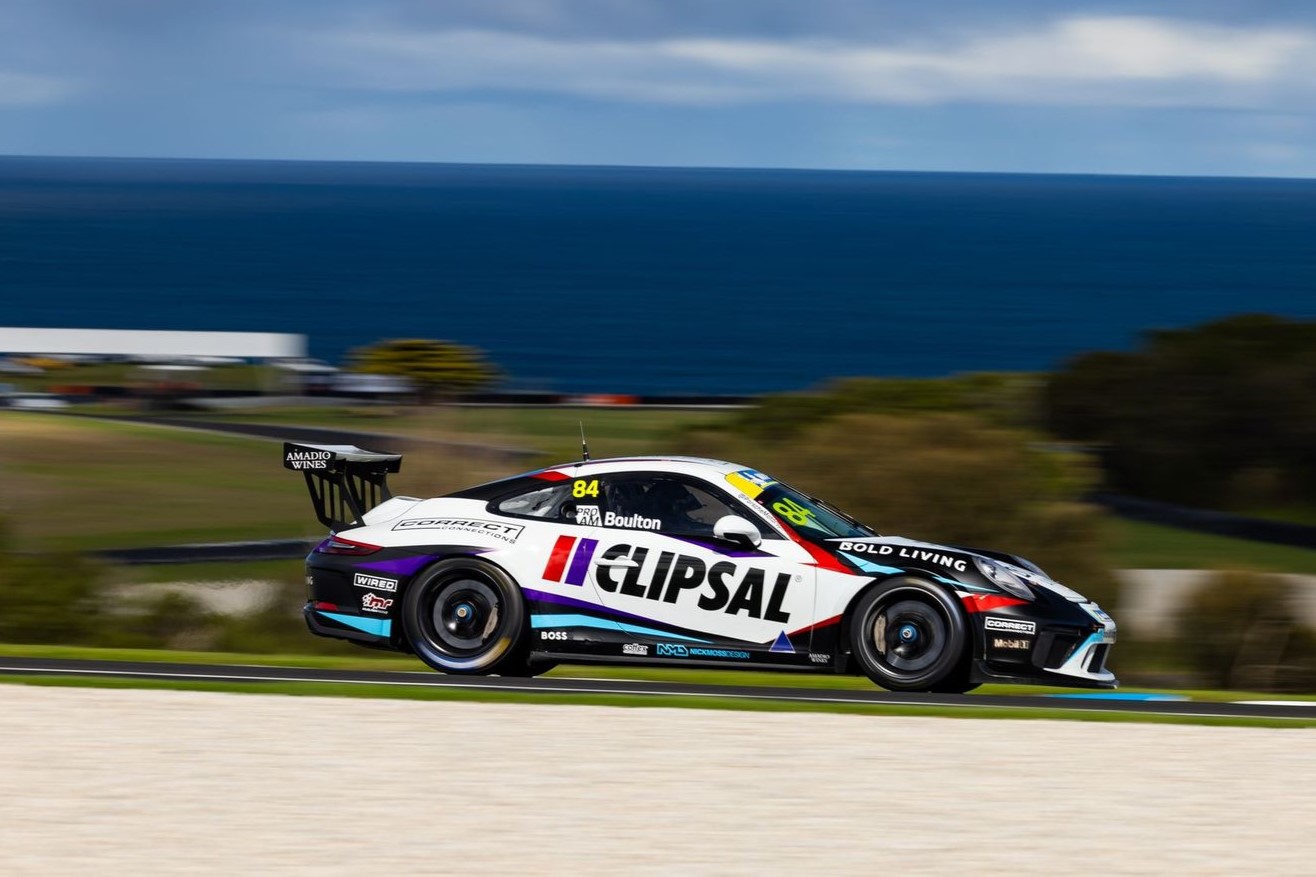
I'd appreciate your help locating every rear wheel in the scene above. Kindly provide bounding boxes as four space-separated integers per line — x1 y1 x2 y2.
850 579 970 692
403 558 526 675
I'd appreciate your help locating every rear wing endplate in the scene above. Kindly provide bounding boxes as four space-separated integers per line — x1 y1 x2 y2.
283 442 403 531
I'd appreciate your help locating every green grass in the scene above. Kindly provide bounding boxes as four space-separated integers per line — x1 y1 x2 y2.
170 404 731 461
7 362 270 393
1107 517 1316 574
106 559 304 586
2 408 730 551
1 413 317 551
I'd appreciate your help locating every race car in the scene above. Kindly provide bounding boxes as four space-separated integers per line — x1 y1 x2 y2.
284 444 1117 692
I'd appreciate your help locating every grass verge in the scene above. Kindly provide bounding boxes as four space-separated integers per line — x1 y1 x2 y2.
1 644 1312 716
1107 518 1316 574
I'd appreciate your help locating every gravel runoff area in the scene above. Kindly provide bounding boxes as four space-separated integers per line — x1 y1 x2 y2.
1 686 1313 876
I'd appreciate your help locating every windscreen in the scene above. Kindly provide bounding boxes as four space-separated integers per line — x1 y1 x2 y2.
725 468 874 541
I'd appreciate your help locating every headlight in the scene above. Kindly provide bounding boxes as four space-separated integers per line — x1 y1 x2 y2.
973 557 1035 601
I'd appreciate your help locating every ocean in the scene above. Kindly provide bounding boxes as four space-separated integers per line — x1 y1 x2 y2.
1 156 1314 395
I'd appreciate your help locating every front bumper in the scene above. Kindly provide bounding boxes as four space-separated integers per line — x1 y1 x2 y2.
972 597 1118 689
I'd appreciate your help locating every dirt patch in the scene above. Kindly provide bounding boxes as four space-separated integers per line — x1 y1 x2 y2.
1 685 1313 875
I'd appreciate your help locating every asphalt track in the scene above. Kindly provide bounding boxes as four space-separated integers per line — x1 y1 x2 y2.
2 657 1314 720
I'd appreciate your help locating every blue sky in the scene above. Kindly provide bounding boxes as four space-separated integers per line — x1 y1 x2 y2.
2 0 1315 175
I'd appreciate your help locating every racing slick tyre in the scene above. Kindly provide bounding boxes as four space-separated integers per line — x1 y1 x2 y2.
403 558 527 675
849 578 970 692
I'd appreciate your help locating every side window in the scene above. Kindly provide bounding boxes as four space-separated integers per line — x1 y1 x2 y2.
494 482 577 522
598 474 775 538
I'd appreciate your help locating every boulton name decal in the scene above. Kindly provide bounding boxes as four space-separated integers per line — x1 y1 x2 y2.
594 543 791 623
575 506 660 530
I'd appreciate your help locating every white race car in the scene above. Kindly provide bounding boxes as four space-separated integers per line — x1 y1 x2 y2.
285 444 1117 692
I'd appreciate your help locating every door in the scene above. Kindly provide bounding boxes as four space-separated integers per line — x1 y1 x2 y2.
584 472 817 656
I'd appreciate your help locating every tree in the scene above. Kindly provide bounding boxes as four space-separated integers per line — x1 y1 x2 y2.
1043 314 1316 508
349 338 501 402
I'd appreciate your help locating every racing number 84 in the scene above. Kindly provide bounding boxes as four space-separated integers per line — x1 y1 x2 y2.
772 497 815 526
572 479 600 499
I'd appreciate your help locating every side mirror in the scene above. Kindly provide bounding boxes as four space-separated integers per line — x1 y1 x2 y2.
713 515 762 548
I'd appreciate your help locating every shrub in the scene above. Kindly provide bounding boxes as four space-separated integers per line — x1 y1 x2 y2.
1044 314 1316 508
1174 570 1316 691
0 550 109 645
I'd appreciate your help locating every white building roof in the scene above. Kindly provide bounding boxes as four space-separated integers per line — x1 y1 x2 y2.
0 327 305 359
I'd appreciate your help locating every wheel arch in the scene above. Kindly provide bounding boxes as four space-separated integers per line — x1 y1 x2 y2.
398 552 531 674
837 573 972 673
388 549 518 650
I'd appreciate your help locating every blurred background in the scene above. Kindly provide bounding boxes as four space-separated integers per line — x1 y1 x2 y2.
2 0 1315 692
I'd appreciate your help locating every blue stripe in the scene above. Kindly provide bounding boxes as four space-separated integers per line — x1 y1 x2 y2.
320 611 392 637
841 554 905 575
530 613 709 643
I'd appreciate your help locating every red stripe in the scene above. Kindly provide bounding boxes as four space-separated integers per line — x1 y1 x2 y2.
782 528 852 574
959 593 1028 613
534 470 570 482
542 535 575 582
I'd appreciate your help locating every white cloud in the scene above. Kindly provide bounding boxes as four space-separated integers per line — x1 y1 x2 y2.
303 15 1316 109
0 71 77 107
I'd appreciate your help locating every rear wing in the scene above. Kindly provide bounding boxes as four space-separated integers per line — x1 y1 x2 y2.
283 442 403 531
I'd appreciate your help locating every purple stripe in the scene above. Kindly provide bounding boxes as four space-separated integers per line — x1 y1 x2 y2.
563 538 598 585
355 554 438 576
522 587 671 628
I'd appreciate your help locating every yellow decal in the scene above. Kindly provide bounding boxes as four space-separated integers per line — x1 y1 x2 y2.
572 479 600 499
771 497 815 527
726 468 776 499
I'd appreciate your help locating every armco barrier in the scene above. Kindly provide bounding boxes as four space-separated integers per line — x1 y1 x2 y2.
1091 492 1316 550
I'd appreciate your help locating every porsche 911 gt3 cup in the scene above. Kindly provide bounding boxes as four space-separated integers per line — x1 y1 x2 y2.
284 444 1117 692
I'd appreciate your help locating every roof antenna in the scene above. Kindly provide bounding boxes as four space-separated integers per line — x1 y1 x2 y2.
579 420 590 462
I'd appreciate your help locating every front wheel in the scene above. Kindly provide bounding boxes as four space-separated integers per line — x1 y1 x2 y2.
402 558 526 674
849 578 970 692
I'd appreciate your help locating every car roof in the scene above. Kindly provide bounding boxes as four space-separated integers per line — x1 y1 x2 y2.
534 456 751 481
